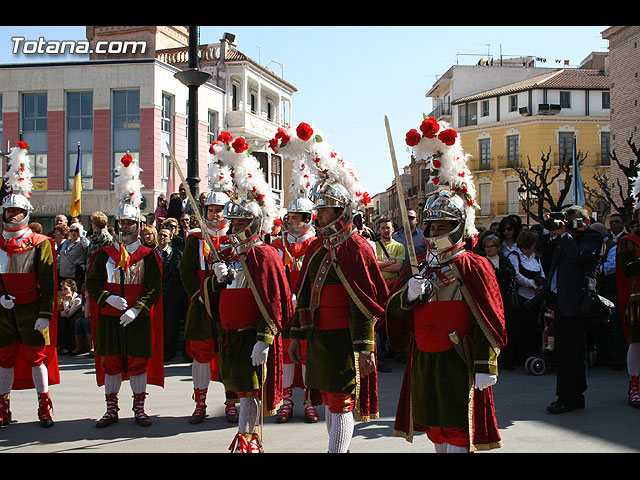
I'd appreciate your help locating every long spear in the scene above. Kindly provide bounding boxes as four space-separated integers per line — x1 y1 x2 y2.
165 142 220 263
384 115 419 276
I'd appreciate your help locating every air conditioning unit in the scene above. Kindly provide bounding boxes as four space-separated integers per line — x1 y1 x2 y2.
538 104 562 115
519 106 530 115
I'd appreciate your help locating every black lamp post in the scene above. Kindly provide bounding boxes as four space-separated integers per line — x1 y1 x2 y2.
174 26 212 199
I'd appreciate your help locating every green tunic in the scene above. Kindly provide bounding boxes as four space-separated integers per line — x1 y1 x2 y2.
387 281 497 428
0 238 56 348
206 263 275 394
180 233 216 341
86 248 161 358
290 248 375 394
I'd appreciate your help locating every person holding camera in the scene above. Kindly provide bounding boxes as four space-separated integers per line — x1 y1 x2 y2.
507 230 546 367
544 207 605 414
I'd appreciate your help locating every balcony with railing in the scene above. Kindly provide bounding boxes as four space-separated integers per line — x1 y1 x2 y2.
428 101 452 120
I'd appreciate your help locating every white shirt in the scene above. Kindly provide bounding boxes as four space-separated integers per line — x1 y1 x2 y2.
509 247 544 300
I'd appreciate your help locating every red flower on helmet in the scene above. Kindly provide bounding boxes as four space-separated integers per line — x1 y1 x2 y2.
218 131 233 145
121 154 133 168
420 117 440 138
296 122 314 141
438 128 457 146
17 141 29 150
209 142 219 154
232 137 248 154
276 127 290 143
405 129 421 147
268 137 279 153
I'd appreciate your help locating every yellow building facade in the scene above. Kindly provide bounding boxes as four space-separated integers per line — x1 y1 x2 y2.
451 68 610 229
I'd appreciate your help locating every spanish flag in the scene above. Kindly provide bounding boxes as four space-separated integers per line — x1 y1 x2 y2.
69 142 82 217
117 243 130 270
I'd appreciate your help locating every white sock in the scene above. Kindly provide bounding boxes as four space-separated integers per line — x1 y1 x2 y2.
104 373 122 395
434 442 469 453
192 361 211 390
283 363 295 389
238 396 259 435
628 343 640 377
0 367 14 394
130 373 147 394
328 411 354 453
31 364 48 393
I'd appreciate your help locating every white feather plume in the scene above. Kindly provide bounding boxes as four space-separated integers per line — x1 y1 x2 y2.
405 116 478 237
210 133 279 234
3 141 33 200
270 122 371 208
113 153 143 208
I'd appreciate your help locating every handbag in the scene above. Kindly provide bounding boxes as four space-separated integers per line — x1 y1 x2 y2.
580 290 614 324
506 279 522 313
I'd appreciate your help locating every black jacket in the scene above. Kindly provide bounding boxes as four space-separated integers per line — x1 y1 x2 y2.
547 228 604 317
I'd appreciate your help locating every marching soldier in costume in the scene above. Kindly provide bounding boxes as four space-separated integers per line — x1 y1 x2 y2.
272 123 388 453
270 156 320 424
0 141 58 428
86 154 163 428
386 117 507 452
205 133 293 453
181 152 239 424
617 180 640 409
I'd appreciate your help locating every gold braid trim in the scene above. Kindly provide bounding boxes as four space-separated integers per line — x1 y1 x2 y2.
450 263 501 356
240 257 278 336
329 248 378 325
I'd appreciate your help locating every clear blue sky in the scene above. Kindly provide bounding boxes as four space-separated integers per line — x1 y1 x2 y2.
0 25 610 196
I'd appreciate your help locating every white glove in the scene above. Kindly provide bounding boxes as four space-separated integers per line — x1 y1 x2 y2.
213 262 228 283
251 340 270 366
119 307 139 326
407 276 428 302
474 373 497 391
0 295 16 309
106 295 128 311
34 318 49 332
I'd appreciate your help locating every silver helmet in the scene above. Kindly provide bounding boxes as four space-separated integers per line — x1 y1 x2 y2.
1 193 32 230
115 202 141 245
223 197 263 253
285 196 315 237
309 179 356 242
204 190 230 207
423 189 467 261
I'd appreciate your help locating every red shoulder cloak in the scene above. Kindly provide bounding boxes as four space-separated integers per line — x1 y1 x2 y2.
386 250 507 450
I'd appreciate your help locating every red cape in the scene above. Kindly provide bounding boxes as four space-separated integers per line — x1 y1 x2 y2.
88 244 164 388
296 232 389 420
5 233 60 390
386 250 507 450
240 242 295 414
615 232 638 345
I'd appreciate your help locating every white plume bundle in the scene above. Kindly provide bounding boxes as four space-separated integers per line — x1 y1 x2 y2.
113 153 143 209
3 141 33 200
405 116 478 236
207 146 234 198
632 172 640 201
270 122 372 208
211 131 279 234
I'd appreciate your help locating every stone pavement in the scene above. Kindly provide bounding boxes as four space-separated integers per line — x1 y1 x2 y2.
1 352 639 453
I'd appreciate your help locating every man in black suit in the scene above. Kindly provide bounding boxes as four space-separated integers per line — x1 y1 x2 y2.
545 207 605 413
157 227 187 362
167 183 196 222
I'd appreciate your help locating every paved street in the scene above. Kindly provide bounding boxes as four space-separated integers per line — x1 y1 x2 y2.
1 352 639 454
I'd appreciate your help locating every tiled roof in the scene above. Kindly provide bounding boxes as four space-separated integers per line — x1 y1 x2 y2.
452 69 610 104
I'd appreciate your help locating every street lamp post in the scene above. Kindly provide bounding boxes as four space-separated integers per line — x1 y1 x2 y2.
174 26 212 200
518 184 530 227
